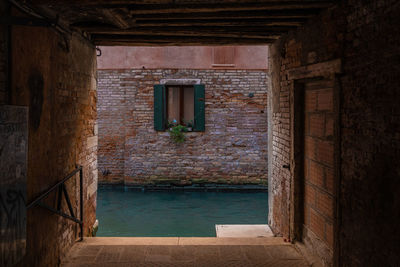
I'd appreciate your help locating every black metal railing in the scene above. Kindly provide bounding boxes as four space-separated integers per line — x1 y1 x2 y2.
26 165 84 241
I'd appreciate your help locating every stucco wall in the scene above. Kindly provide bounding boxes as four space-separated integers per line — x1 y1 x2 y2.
97 46 268 70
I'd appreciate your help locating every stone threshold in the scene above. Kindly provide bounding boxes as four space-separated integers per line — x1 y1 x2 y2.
80 237 288 246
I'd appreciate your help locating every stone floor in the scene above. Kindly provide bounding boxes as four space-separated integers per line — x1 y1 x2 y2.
62 237 310 267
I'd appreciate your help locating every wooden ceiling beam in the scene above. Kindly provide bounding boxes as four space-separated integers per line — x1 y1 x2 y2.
87 31 281 39
133 8 321 20
82 31 281 39
101 9 133 29
73 24 296 32
117 1 333 14
30 1 334 13
18 0 335 45
31 0 329 3
134 18 307 27
93 35 276 46
73 25 291 39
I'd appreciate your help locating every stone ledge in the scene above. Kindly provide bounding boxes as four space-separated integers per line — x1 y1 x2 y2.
98 183 268 192
80 237 287 246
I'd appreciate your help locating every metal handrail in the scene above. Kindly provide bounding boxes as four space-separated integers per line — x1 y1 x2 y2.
26 165 84 241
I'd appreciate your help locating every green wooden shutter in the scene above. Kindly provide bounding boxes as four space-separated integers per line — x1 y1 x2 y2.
154 84 166 131
194 84 205 132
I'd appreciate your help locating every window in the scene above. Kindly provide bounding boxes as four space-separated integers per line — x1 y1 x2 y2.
154 84 205 132
167 86 194 125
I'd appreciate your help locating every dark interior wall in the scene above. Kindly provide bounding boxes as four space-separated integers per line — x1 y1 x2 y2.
0 0 9 104
269 1 400 266
339 1 400 265
9 15 98 267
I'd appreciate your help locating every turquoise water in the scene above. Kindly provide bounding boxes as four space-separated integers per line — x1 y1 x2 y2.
96 187 268 237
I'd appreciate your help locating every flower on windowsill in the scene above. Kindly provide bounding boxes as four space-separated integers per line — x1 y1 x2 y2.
168 124 188 144
167 119 179 129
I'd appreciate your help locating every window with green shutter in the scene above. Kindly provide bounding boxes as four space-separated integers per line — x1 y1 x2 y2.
154 84 205 132
193 84 205 132
154 84 166 131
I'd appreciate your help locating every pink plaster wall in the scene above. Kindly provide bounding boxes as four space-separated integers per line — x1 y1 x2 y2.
97 46 268 70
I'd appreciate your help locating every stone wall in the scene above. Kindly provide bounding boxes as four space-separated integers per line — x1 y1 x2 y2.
9 18 98 266
97 69 268 185
269 1 400 266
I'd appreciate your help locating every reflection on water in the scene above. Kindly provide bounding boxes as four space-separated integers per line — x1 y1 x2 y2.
96 187 268 237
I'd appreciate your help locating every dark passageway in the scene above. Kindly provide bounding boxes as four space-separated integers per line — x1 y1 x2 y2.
1 1 399 266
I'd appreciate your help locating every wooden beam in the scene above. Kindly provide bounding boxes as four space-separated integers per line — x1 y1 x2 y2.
134 18 307 27
121 1 333 14
92 34 276 46
73 25 291 39
101 9 132 29
35 1 333 13
73 25 296 33
85 31 280 39
94 31 280 39
133 8 321 20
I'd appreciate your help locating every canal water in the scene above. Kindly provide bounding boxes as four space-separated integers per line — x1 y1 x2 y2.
96 186 268 237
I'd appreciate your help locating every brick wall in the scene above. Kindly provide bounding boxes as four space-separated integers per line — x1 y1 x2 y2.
10 22 98 266
269 1 400 266
97 69 268 185
303 79 335 261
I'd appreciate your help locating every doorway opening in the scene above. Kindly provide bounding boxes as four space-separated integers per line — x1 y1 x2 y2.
95 45 270 237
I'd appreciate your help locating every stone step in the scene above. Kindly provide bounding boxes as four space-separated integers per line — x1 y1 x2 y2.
80 236 287 246
216 224 274 238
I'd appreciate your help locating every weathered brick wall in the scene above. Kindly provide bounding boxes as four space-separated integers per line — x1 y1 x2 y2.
10 21 98 266
269 1 400 266
302 79 336 265
96 70 126 183
98 69 268 185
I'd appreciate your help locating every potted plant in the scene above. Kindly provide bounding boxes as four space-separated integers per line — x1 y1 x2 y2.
167 119 188 144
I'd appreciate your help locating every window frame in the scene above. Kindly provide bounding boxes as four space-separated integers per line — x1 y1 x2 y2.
154 83 205 132
165 85 194 127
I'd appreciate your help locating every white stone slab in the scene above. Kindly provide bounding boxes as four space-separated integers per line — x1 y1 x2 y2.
215 224 273 238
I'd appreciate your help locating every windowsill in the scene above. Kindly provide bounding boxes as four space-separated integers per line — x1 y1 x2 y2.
211 64 236 68
168 128 195 132
157 129 204 133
